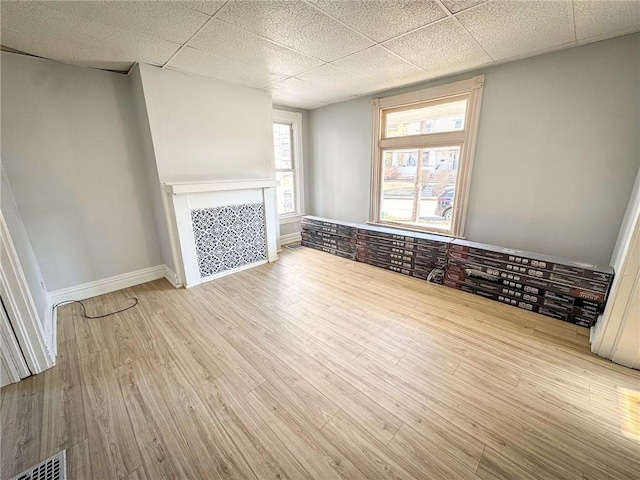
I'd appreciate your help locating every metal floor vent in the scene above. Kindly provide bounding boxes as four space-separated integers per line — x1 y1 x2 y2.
11 450 66 480
286 243 303 250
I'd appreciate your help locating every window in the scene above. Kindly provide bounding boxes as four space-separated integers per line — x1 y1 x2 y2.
272 110 304 221
370 75 485 237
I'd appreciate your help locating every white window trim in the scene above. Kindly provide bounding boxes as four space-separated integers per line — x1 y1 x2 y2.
273 109 305 223
369 75 485 237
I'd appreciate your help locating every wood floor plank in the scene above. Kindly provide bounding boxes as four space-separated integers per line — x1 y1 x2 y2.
67 439 93 480
73 312 107 358
355 350 588 480
150 361 259 480
321 410 423 480
56 304 76 343
305 341 485 473
241 320 403 445
198 376 313 480
79 350 141 479
39 339 86 459
245 382 368 480
124 466 150 480
2 248 638 480
476 446 546 480
387 424 482 480
221 326 338 429
153 310 224 388
116 359 199 480
0 374 44 479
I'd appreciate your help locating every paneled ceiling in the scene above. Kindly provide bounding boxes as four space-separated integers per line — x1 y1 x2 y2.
1 1 639 110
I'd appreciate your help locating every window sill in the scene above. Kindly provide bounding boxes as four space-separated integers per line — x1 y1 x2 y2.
279 214 305 225
368 220 465 239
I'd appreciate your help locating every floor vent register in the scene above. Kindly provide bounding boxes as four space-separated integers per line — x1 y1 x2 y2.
10 451 66 480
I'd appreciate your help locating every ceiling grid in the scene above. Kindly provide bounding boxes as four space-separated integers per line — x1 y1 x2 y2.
0 0 638 109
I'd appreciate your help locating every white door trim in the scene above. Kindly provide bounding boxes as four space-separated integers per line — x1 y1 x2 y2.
0 297 30 386
591 168 640 368
0 212 54 373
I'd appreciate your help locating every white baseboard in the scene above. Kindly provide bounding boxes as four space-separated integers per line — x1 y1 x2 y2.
163 265 180 288
48 265 166 305
280 232 301 246
44 302 57 360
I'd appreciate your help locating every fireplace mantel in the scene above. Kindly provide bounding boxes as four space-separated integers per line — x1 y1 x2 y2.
164 178 277 195
162 178 279 288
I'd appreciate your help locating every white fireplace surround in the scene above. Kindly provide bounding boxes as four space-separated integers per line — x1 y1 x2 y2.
163 179 279 288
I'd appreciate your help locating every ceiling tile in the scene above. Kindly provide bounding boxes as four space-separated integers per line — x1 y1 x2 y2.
0 2 181 68
40 1 210 44
332 45 433 93
271 92 329 110
268 76 358 103
312 0 446 42
189 19 323 77
215 0 375 61
574 1 640 43
441 0 487 14
383 18 491 77
0 29 135 72
456 1 574 60
166 47 286 89
294 64 373 96
181 1 227 17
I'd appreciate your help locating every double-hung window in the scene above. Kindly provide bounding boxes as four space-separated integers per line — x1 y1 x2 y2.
370 75 485 237
272 109 304 221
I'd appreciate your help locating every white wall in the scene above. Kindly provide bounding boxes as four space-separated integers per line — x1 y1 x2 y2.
591 166 640 367
0 164 48 326
1 52 163 291
308 34 640 267
138 64 275 183
129 64 175 271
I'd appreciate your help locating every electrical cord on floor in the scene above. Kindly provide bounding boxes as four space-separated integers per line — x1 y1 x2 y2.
53 297 139 319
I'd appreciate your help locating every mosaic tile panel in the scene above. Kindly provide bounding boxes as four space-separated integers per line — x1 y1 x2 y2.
191 203 267 278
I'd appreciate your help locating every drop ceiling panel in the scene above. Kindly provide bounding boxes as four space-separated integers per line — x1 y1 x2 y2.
0 29 135 72
271 92 329 110
441 0 487 14
167 47 286 89
574 1 640 43
2 0 639 111
0 1 181 67
268 76 358 103
215 0 375 61
312 0 446 42
294 63 377 97
189 19 323 77
181 1 227 17
384 18 492 77
39 1 210 44
456 1 574 60
332 45 433 93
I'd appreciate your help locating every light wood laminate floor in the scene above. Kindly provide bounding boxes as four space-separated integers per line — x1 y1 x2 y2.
2 247 639 480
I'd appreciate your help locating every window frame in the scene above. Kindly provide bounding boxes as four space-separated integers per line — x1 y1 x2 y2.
369 75 485 237
272 109 305 223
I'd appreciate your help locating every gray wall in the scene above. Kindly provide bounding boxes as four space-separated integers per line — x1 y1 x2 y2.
0 164 48 326
1 52 163 290
308 34 640 267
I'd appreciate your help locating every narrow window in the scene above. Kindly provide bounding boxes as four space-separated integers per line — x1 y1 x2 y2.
273 110 305 221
